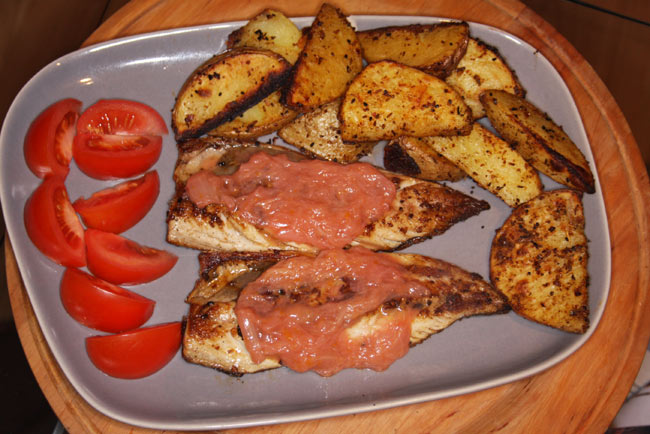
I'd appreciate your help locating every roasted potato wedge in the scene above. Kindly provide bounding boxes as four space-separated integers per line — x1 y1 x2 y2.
226 9 304 64
172 48 291 142
446 38 525 119
426 122 542 207
209 91 297 139
278 100 376 163
283 3 363 111
357 22 469 78
480 90 595 193
383 136 466 182
490 189 589 333
339 60 472 142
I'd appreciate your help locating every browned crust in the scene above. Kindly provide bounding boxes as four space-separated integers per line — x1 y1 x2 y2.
384 141 422 177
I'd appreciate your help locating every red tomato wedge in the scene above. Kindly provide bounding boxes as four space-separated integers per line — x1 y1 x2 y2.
73 99 167 179
86 322 181 379
73 133 163 180
24 98 81 179
60 268 155 333
73 171 160 233
24 176 86 267
76 99 168 136
85 229 177 285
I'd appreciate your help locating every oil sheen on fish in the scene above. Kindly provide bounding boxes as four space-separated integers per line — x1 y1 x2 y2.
166 137 489 253
182 250 509 376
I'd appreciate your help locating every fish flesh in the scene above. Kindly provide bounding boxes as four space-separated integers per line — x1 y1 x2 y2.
166 137 489 253
182 250 509 375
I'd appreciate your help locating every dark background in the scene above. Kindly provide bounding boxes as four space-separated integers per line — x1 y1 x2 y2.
0 1 648 432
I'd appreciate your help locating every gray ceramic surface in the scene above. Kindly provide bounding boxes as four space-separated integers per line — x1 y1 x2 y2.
0 16 611 430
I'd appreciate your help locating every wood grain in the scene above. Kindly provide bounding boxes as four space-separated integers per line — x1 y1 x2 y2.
6 0 650 433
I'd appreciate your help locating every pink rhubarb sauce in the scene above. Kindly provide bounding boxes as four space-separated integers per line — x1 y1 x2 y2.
185 151 396 249
234 247 430 376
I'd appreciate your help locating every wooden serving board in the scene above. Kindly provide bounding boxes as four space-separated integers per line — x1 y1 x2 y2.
7 0 650 432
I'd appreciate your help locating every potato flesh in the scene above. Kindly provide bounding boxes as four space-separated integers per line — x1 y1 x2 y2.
226 9 303 64
278 100 376 163
172 49 291 142
357 22 469 78
446 38 525 119
490 189 589 333
339 60 472 141
425 122 542 207
210 91 297 139
283 3 363 111
480 90 595 193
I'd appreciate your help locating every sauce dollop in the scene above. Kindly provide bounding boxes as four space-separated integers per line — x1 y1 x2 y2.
185 152 396 249
234 247 430 376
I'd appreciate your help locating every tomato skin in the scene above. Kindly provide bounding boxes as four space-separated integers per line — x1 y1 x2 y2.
73 171 160 233
24 98 82 179
85 229 178 285
24 176 86 267
86 322 181 379
73 133 162 180
76 99 168 136
60 268 155 333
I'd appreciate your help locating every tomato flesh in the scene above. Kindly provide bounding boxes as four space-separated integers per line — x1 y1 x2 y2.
85 229 177 285
61 268 154 333
24 176 86 267
73 133 162 179
86 322 181 379
73 171 160 233
24 98 81 179
76 99 168 136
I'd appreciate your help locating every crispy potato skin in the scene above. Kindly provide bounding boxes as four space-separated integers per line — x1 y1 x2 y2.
339 60 472 141
209 91 297 139
490 189 589 333
480 90 595 193
446 38 525 119
226 9 303 64
425 122 543 207
283 3 363 111
384 136 466 182
357 22 470 78
278 99 376 163
172 48 291 142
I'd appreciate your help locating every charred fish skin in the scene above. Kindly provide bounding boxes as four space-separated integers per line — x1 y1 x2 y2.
182 252 509 375
166 137 489 254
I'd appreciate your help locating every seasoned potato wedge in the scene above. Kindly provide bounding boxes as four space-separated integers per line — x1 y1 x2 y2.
278 100 376 163
172 48 291 142
357 22 469 78
339 61 472 141
446 38 525 119
426 122 542 207
480 90 595 193
209 91 297 139
226 9 304 64
283 3 363 111
384 136 465 182
490 189 589 333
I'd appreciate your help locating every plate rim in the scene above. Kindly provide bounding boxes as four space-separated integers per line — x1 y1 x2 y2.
0 14 612 431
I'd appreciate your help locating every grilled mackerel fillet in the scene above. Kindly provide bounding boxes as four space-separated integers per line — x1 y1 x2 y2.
166 137 489 253
183 251 510 375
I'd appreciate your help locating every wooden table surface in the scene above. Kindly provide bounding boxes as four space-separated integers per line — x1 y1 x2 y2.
7 0 650 432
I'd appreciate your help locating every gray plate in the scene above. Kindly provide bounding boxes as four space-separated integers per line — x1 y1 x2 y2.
0 15 611 431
